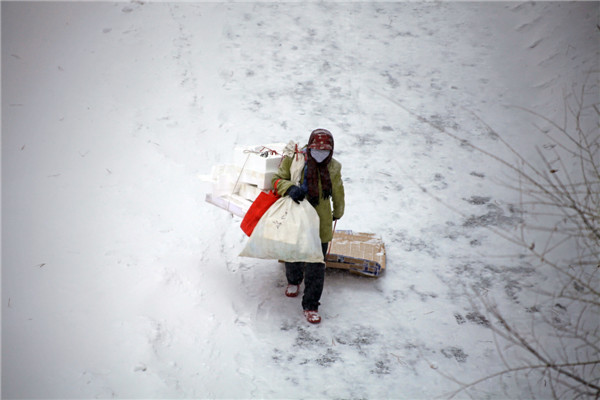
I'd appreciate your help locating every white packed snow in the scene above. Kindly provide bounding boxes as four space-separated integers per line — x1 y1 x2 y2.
2 1 598 399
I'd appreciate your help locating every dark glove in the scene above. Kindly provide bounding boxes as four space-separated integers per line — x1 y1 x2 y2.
333 214 340 221
286 185 305 204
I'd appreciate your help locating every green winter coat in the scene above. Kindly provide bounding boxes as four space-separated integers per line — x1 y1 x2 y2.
272 155 345 243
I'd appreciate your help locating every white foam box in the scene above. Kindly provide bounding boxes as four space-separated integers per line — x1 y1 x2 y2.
233 143 287 173
205 193 252 218
207 164 276 192
239 169 277 190
238 183 263 202
208 164 242 197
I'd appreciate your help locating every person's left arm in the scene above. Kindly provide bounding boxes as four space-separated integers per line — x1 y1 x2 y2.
331 159 345 220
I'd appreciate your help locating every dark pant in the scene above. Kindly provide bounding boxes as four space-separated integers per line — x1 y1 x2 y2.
285 243 328 311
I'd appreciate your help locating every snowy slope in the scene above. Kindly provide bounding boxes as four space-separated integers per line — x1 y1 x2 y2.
2 2 598 399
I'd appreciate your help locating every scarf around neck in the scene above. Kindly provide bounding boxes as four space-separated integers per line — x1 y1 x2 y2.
305 130 334 206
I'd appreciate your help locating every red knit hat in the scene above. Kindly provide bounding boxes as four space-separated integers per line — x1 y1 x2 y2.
308 128 334 150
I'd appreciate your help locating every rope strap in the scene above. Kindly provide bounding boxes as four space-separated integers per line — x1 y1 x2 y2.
243 146 280 158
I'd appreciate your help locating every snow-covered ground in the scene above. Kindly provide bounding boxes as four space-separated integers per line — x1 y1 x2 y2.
2 1 598 398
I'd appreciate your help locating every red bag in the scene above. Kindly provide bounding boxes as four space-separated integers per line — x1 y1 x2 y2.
240 180 281 236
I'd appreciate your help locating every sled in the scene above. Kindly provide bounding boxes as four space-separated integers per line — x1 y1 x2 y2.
325 230 386 277
279 230 386 277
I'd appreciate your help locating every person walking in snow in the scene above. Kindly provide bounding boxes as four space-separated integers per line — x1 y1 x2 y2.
272 128 345 324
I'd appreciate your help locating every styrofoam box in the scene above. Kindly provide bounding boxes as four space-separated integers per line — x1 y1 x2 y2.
233 143 287 173
205 193 251 218
211 164 276 192
238 183 263 202
211 164 242 197
239 169 276 190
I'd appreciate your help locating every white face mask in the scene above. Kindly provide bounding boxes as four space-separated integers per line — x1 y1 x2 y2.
311 149 330 163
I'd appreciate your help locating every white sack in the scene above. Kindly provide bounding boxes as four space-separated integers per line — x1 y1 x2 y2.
283 140 305 185
239 196 323 263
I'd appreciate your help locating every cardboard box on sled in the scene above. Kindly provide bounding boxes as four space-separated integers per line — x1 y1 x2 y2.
325 230 386 277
